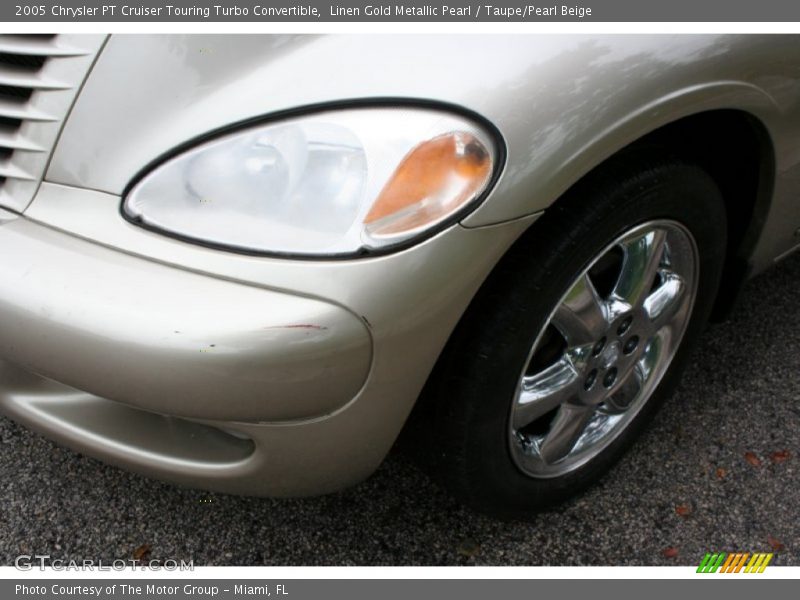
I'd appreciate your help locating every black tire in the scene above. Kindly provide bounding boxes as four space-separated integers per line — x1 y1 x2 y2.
429 153 727 519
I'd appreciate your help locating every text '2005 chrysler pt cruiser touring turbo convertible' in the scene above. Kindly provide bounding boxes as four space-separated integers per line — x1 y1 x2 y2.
0 34 799 517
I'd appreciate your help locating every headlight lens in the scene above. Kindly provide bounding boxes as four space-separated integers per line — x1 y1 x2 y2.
123 107 497 256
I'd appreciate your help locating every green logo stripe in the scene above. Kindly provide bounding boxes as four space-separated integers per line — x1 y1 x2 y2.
697 552 727 573
696 553 713 573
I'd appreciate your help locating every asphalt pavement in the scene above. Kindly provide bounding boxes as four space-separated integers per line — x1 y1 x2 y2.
1 251 798 566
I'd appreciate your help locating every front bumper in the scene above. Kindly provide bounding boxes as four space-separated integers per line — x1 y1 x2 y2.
0 185 538 496
0 215 372 423
0 212 377 495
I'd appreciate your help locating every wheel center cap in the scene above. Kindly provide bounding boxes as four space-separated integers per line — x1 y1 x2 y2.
599 341 621 369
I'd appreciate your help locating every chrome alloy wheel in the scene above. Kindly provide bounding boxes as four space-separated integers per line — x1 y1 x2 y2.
509 220 699 478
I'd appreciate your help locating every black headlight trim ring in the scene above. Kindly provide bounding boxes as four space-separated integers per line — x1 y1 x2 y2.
120 97 507 262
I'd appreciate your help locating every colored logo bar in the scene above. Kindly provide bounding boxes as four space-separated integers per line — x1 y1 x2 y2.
697 552 773 573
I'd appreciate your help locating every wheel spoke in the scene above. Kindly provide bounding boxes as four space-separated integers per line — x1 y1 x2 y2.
605 364 644 412
643 271 686 330
552 273 607 346
639 327 671 382
612 229 667 308
514 356 581 429
538 405 594 464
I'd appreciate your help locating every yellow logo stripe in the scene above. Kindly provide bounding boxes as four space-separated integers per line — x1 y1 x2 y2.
744 554 759 573
758 554 774 573
745 553 773 573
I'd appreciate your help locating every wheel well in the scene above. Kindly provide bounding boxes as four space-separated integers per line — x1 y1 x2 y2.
406 110 774 436
624 110 775 320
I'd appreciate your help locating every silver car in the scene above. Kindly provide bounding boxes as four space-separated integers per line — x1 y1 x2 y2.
1 34 798 517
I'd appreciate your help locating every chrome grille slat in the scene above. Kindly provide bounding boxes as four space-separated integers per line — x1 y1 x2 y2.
0 37 87 57
0 156 34 180
0 97 56 121
0 128 43 152
0 67 70 91
0 34 105 212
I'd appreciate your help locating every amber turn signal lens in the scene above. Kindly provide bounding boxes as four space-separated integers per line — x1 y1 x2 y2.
363 131 493 239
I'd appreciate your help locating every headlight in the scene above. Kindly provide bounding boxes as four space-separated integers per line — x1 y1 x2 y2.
123 106 499 257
